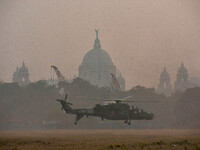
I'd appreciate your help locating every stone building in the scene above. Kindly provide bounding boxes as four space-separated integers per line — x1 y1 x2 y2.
174 63 189 92
157 67 172 96
12 62 30 86
117 73 125 91
79 30 125 90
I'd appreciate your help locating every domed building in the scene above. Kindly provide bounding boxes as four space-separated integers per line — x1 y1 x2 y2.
12 61 30 86
79 30 125 90
157 67 172 96
174 62 189 92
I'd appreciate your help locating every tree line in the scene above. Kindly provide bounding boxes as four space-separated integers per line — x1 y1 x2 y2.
0 78 199 129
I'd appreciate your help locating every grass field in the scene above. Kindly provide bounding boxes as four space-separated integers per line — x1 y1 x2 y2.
0 130 200 150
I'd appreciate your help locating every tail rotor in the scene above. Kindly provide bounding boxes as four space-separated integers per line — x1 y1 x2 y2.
57 93 72 110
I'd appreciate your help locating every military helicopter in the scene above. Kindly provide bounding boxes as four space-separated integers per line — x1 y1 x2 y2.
57 93 156 125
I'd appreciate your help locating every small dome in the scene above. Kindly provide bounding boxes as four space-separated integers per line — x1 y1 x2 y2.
178 62 187 73
13 66 19 74
161 67 169 77
117 74 125 83
19 62 28 72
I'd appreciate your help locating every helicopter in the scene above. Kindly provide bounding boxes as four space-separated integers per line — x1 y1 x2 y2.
57 93 156 125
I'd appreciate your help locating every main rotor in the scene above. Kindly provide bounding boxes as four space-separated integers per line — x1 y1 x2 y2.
77 95 158 104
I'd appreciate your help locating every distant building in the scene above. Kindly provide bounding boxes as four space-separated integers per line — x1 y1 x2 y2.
117 73 125 91
158 63 200 95
12 62 30 86
157 67 172 96
174 63 189 92
78 30 125 90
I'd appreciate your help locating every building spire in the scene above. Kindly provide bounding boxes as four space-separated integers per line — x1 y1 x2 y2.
163 66 166 72
181 61 184 67
95 29 99 38
94 29 101 49
22 61 25 67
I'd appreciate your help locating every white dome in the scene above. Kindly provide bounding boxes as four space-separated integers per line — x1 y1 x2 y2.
78 30 116 87
80 48 115 70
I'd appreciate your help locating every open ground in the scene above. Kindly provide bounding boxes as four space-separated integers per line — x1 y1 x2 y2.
0 130 200 150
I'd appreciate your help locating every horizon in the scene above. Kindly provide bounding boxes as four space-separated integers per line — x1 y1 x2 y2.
0 0 200 90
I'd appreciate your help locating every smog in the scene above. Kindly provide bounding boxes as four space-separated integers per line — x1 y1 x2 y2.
0 0 200 149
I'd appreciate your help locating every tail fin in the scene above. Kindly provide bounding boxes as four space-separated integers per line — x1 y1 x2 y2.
57 99 72 112
57 93 73 113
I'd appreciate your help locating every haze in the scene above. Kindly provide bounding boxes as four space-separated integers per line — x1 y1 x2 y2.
0 0 200 89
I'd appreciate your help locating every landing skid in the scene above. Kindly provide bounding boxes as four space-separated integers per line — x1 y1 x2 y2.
74 114 84 125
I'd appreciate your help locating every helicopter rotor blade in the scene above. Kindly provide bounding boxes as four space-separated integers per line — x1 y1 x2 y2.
119 96 132 101
64 93 68 101
77 96 113 101
101 100 158 103
67 102 72 105
77 96 131 101
77 95 133 101
77 96 158 103
99 96 133 101
101 100 117 101
123 100 158 102
101 100 122 103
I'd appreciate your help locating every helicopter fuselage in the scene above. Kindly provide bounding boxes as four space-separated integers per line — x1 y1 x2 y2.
58 100 154 125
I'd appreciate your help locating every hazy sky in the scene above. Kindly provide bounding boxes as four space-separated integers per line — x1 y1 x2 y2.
0 0 200 89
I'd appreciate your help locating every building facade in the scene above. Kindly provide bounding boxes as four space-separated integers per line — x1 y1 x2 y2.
157 67 172 96
117 73 125 91
157 63 200 95
174 63 189 92
79 30 125 90
12 62 30 86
